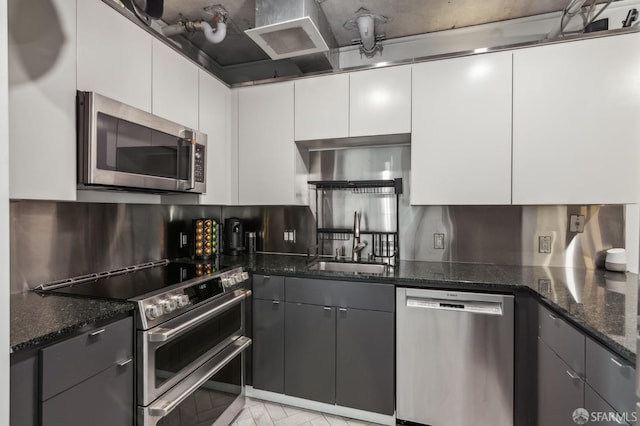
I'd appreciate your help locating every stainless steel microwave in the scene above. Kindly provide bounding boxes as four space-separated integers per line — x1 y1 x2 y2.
77 91 207 193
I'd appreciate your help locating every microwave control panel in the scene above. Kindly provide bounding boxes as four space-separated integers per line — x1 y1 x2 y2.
195 145 205 183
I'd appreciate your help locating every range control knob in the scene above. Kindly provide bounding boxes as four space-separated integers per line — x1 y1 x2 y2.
160 299 177 314
145 304 163 320
173 294 189 309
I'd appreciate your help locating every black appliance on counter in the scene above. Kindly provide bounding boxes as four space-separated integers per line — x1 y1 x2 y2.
35 260 251 426
224 218 244 255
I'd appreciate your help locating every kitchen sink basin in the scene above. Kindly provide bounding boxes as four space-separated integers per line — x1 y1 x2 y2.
307 261 387 275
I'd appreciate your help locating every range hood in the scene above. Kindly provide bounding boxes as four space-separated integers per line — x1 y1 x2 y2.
245 0 338 71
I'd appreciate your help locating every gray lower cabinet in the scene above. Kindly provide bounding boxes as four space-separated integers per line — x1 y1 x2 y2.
41 360 133 426
585 385 631 426
253 299 285 393
284 302 336 404
336 307 394 415
10 316 134 426
10 351 38 426
537 338 584 426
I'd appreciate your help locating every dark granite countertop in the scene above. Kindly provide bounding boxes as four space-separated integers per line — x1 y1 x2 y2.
221 253 638 363
10 292 134 354
12 253 637 364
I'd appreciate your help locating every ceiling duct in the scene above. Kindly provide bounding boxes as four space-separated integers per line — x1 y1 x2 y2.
245 0 338 72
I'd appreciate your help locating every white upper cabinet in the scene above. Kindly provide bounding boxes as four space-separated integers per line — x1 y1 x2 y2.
199 71 231 205
77 0 152 112
152 39 199 130
513 33 640 205
349 66 412 137
8 0 77 200
295 74 349 141
238 82 307 205
411 52 513 205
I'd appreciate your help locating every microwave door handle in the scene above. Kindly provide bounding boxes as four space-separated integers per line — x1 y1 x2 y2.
187 137 196 190
178 130 196 191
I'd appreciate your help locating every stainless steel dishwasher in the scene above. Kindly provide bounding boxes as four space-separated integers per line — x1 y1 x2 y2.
396 288 514 426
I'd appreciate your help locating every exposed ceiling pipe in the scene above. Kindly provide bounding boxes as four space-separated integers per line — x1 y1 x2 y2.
162 6 228 44
546 0 588 38
344 8 388 58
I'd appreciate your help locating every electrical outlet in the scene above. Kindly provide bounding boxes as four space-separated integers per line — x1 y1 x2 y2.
434 233 445 249
538 236 552 253
283 229 296 243
569 214 585 233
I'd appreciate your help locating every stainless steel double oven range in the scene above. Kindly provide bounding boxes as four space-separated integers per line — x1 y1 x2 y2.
37 260 252 425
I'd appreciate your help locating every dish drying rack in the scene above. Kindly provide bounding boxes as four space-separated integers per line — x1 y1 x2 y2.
308 179 402 264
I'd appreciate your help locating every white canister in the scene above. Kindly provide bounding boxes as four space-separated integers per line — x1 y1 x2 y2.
605 248 627 272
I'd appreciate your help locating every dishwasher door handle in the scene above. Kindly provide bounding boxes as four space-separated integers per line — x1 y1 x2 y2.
406 297 503 315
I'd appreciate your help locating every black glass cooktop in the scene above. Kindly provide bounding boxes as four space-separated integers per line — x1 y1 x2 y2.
47 261 220 301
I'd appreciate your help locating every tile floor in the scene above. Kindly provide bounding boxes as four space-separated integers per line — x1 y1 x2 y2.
231 397 382 426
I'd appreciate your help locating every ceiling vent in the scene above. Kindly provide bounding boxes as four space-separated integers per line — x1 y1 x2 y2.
245 0 337 60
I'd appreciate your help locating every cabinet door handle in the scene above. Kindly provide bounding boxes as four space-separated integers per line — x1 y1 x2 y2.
272 300 280 305
117 358 133 367
263 275 271 279
90 328 105 337
566 370 581 381
338 308 347 312
548 313 558 321
610 357 627 369
323 307 331 311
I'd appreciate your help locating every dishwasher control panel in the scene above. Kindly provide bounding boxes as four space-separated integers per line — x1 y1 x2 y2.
406 297 503 315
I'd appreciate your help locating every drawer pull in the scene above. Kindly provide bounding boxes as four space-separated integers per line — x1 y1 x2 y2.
566 370 581 381
323 307 332 311
610 357 628 369
339 308 347 312
272 300 280 305
89 328 106 337
117 358 133 367
548 313 559 321
263 275 271 279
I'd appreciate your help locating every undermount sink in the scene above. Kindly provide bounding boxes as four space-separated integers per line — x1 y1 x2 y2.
307 261 387 275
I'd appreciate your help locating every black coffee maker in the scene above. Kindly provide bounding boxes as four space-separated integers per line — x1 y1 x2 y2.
224 218 244 255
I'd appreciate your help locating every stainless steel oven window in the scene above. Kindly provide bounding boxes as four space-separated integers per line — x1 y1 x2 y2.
138 291 246 406
139 336 251 426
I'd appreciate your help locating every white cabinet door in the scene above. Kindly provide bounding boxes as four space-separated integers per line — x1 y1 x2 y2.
349 66 411 137
238 82 306 205
9 0 77 200
199 71 231 205
513 33 640 204
411 52 513 205
77 0 152 112
295 74 349 141
152 39 199 130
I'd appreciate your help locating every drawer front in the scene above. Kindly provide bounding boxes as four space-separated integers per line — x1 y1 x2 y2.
586 337 636 418
585 385 631 426
537 338 585 426
285 277 394 312
42 361 134 426
41 317 133 401
538 304 585 376
253 275 284 300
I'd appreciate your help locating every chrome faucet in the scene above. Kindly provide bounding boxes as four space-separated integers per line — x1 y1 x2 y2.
352 211 366 262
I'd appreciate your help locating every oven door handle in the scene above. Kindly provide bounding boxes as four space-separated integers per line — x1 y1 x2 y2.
148 336 252 418
148 289 251 343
